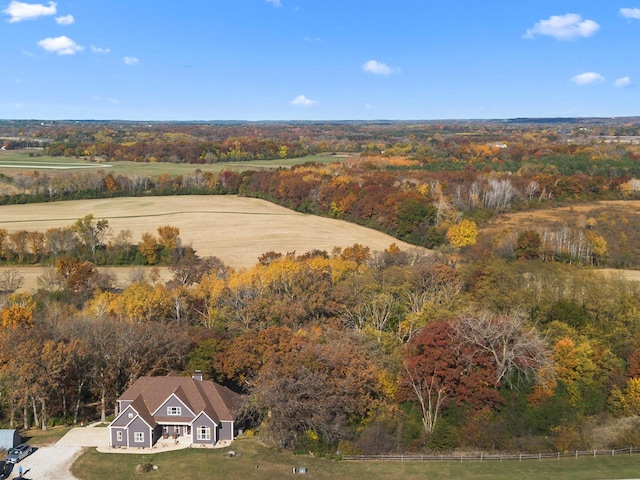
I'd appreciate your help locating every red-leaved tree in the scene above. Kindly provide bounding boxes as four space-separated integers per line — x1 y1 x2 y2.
401 320 502 439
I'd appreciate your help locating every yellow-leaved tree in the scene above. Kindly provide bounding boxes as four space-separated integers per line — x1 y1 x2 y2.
587 232 608 265
609 377 640 417
1 293 36 329
446 219 479 247
1 304 33 330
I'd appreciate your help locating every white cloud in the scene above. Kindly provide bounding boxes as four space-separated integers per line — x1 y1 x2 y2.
362 60 398 75
291 94 317 107
91 45 110 54
37 35 83 55
571 72 605 86
266 0 282 6
620 7 640 19
614 76 633 88
3 1 56 23
123 56 139 66
524 13 600 40
55 14 73 25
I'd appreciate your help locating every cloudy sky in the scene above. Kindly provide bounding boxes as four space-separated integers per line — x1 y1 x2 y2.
2 1 639 120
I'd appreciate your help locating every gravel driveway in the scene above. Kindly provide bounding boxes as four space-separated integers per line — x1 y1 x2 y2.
4 426 109 480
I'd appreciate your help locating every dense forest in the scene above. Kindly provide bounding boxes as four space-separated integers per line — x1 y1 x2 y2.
2 119 640 455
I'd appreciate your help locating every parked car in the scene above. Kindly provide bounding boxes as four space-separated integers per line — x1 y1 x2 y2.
5 444 32 464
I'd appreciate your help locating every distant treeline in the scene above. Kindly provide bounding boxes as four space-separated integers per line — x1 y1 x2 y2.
4 120 640 167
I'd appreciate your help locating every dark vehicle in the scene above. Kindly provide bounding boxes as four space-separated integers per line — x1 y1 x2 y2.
5 444 32 464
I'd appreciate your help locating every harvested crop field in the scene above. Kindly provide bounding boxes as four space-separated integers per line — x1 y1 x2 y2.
479 200 640 281
481 200 640 235
0 195 425 271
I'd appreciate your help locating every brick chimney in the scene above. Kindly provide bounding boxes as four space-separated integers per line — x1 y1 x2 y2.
192 370 203 381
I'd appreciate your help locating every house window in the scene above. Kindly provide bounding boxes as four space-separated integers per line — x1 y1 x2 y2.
128 412 133 418
134 432 144 443
167 406 182 416
197 426 211 441
116 431 123 442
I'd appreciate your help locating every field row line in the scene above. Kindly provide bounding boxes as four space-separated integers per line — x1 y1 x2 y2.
0 209 299 225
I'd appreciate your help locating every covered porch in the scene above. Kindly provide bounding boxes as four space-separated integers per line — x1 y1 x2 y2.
159 423 192 445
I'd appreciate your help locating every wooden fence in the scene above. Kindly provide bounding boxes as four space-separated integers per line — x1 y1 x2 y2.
343 446 640 462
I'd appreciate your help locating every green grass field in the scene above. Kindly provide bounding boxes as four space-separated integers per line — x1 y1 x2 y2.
21 426 74 447
70 437 640 480
0 151 350 178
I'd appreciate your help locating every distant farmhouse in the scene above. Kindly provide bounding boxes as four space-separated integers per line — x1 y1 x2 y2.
108 371 241 449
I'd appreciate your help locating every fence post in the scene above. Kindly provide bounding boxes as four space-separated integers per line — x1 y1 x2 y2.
539 453 541 461
481 453 483 462
612 449 614 456
593 450 596 458
519 454 522 462
575 450 578 459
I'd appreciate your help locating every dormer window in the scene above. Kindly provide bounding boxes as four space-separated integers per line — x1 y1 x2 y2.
167 406 182 416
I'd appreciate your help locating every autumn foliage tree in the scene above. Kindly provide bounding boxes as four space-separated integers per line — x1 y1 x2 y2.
454 311 551 387
72 214 110 260
219 326 387 448
446 220 478 248
401 320 502 441
516 230 542 260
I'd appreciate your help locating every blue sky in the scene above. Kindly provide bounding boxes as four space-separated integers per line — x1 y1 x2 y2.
2 1 640 121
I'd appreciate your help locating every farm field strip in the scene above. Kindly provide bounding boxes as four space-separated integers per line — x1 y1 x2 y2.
0 152 351 177
5 265 173 293
0 162 110 169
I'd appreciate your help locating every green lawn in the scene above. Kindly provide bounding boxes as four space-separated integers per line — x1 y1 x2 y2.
0 152 350 178
21 426 73 447
71 437 640 480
